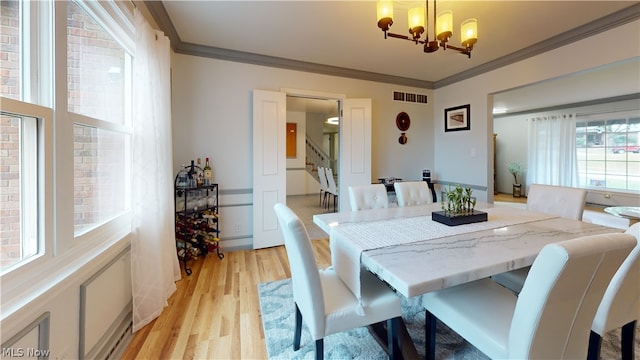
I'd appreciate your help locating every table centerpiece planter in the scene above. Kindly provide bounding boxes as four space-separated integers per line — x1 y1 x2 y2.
433 184 487 226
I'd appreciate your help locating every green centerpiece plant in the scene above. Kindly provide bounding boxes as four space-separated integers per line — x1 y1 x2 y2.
441 184 477 216
433 183 486 226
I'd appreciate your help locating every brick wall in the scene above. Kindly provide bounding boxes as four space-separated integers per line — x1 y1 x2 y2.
0 1 20 100
1 1 21 268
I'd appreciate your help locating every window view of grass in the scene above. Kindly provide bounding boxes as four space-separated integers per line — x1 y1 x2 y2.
576 116 640 191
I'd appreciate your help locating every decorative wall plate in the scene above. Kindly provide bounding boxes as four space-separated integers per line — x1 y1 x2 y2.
396 112 411 131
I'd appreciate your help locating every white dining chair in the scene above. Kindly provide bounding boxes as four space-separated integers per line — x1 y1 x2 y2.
422 232 636 360
348 184 389 211
317 166 329 207
325 167 338 211
588 222 640 360
273 203 402 360
492 183 588 293
393 181 432 207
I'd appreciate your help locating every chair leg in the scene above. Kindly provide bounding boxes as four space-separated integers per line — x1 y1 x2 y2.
425 310 437 360
386 317 402 360
294 304 302 351
621 320 636 360
315 339 324 360
587 330 602 360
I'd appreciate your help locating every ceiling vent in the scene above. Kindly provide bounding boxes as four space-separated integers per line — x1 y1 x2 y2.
393 91 428 104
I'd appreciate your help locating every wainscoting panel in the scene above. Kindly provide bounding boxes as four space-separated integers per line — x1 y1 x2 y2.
79 247 132 360
1 312 50 358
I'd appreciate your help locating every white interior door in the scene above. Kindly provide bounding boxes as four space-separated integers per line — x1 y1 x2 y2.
339 98 372 211
253 89 286 249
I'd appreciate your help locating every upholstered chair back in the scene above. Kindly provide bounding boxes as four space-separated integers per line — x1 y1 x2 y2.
526 184 587 220
508 233 635 359
394 181 432 207
348 184 389 211
274 203 325 339
317 166 328 190
592 223 640 335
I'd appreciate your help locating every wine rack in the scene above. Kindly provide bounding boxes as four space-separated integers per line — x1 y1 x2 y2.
174 170 223 275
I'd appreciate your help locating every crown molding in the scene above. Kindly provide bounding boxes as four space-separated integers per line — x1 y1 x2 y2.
144 1 640 90
435 3 640 88
173 41 434 89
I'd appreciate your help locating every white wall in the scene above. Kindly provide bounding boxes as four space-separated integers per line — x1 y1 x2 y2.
433 20 640 202
170 55 434 249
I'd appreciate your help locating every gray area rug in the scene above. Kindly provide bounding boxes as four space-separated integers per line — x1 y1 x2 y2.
258 278 638 359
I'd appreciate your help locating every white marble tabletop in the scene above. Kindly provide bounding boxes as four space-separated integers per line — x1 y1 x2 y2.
314 203 624 298
605 206 640 221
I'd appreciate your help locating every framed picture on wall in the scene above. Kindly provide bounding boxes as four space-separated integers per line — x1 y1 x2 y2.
444 104 470 132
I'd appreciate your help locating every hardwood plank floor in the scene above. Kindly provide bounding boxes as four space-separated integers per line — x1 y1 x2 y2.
121 238 331 359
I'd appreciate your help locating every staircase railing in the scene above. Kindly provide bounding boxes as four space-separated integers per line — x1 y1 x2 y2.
305 137 331 177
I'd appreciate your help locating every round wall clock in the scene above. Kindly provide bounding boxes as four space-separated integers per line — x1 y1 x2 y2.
396 112 411 131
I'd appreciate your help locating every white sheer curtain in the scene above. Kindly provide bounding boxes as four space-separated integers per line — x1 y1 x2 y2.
131 9 181 333
526 112 579 188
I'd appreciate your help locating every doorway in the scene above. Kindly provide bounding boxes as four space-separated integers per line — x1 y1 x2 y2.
253 89 371 249
285 96 340 236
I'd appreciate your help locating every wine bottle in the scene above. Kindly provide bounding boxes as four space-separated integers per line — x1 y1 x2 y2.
188 160 196 188
203 157 213 186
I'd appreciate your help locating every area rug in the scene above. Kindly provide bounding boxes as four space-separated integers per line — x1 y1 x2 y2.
258 278 639 360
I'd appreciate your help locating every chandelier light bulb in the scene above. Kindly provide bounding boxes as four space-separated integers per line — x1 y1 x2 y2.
436 10 453 41
408 4 425 40
377 0 394 33
461 18 478 48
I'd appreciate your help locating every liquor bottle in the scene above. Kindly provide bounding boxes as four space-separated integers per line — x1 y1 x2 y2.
196 158 204 187
177 163 188 188
203 157 213 186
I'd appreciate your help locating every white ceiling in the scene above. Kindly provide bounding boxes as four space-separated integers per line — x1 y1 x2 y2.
160 1 636 84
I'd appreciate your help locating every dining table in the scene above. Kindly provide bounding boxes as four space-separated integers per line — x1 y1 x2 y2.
604 206 640 225
313 202 624 359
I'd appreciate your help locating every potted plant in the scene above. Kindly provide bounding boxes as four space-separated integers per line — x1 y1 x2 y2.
432 184 487 226
507 161 524 198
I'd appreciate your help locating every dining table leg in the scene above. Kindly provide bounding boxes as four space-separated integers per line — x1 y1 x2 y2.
367 317 420 360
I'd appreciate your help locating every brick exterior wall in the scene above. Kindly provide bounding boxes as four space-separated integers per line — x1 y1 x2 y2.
0 1 20 100
1 1 21 267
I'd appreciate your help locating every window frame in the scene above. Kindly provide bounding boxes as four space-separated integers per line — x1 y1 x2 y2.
0 97 53 279
576 109 640 193
61 0 134 247
1 0 134 315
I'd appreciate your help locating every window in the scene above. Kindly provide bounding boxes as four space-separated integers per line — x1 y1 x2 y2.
67 1 131 125
576 112 640 192
1 0 133 276
67 1 133 235
0 112 38 271
73 124 129 234
0 1 51 273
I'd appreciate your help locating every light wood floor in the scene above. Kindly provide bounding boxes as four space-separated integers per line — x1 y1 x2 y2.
121 236 331 359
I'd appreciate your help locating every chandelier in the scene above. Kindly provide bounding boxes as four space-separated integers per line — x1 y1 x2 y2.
376 0 478 58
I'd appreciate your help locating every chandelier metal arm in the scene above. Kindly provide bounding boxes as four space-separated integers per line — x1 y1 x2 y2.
383 31 472 58
443 44 472 58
